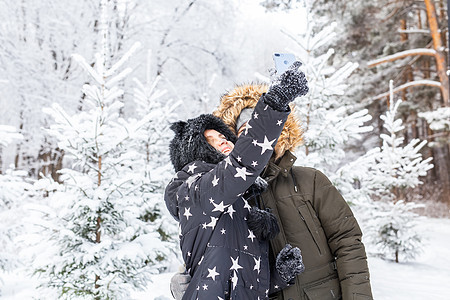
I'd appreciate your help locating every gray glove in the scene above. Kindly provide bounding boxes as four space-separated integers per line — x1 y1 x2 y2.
276 244 305 283
264 61 309 111
170 271 191 300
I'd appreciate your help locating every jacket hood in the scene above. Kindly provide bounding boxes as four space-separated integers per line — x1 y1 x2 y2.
169 114 237 172
213 83 303 160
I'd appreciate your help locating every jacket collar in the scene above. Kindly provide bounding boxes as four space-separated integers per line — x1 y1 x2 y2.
261 150 297 183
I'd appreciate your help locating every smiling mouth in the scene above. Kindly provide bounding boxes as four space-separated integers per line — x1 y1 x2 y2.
222 147 231 154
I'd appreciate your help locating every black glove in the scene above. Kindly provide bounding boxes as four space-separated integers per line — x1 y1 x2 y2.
242 176 268 203
170 271 191 300
264 61 309 111
276 244 305 283
246 206 280 240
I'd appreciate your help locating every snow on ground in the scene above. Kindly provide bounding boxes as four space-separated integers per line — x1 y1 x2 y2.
1 217 449 299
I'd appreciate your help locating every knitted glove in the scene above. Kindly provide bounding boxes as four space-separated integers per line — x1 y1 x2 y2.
170 270 191 300
275 244 305 283
246 206 280 240
264 61 309 111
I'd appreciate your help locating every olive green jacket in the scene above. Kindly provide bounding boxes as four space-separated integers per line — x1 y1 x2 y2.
260 151 373 300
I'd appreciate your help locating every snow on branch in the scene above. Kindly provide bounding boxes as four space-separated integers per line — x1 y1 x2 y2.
104 42 141 78
0 125 23 147
367 48 437 68
72 54 104 85
371 80 441 100
418 107 450 130
398 29 430 34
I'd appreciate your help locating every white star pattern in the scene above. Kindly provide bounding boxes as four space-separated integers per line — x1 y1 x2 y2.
185 174 200 188
277 120 283 126
244 122 252 135
231 270 238 290
209 197 215 203
202 284 208 290
252 139 258 146
243 245 248 250
187 163 197 173
234 167 253 181
205 216 218 229
251 161 258 167
212 175 219 187
253 257 261 274
224 156 232 169
221 228 226 234
230 256 243 272
207 267 220 281
212 201 229 212
255 136 276 155
183 207 192 220
274 285 279 289
237 156 242 162
254 112 259 119
187 251 191 256
225 205 236 219
185 196 189 201
248 229 256 242
243 199 251 211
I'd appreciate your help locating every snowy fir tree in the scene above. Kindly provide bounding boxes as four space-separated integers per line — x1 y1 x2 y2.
131 50 180 259
280 5 373 176
336 81 433 262
370 200 425 263
32 3 175 298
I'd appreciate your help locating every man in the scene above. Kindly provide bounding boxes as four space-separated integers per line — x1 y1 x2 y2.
171 83 373 300
165 64 309 299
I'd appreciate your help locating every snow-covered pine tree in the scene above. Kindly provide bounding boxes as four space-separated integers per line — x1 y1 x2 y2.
280 5 373 178
372 200 424 263
337 81 433 262
132 49 180 261
34 2 174 298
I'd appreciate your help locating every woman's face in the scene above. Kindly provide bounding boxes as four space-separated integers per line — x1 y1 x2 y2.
204 129 234 155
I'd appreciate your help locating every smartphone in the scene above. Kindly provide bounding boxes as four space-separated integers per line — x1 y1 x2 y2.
273 53 296 74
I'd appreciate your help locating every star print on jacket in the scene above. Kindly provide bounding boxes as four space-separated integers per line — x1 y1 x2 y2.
164 97 292 299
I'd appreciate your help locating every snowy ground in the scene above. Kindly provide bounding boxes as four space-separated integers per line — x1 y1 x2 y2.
1 217 449 300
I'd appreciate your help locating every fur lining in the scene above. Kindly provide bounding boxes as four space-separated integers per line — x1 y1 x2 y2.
213 83 303 160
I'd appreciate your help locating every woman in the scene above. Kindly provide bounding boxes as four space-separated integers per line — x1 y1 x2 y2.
164 62 309 299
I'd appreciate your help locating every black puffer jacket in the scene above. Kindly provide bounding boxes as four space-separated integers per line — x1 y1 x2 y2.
165 98 291 299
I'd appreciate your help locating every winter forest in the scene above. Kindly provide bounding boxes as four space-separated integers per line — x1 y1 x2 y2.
0 0 449 299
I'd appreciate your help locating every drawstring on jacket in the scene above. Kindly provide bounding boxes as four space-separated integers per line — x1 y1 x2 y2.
290 168 299 193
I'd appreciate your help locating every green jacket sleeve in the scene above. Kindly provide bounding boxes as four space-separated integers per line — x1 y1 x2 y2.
312 169 373 300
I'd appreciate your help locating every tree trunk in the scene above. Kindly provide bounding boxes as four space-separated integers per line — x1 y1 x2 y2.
38 147 64 182
424 0 449 106
432 145 450 203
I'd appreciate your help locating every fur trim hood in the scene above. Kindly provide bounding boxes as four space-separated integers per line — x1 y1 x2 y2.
213 83 303 160
169 114 237 172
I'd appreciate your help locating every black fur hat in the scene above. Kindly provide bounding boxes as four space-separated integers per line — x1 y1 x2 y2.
169 114 238 172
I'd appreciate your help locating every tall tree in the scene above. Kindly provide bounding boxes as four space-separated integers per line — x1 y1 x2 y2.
33 3 175 296
336 84 433 262
308 0 449 203
276 5 373 178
